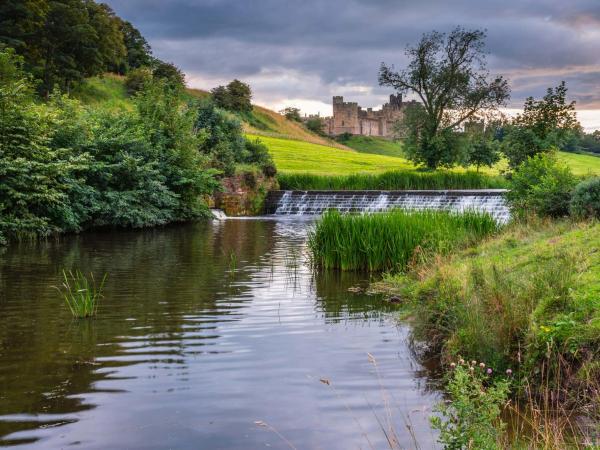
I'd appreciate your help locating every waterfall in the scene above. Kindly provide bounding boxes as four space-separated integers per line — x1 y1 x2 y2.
266 190 510 223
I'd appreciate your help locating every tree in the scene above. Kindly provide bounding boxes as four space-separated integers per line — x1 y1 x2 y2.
280 107 302 122
152 60 185 89
379 27 510 169
306 117 325 135
118 19 152 72
211 79 252 112
464 138 500 172
503 82 581 169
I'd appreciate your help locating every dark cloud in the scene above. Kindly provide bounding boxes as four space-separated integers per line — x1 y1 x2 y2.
105 0 600 126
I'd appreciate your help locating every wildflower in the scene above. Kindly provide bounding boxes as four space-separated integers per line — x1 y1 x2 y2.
479 362 485 369
487 368 492 375
458 358 465 365
506 369 513 376
469 366 475 372
450 362 456 369
471 360 476 366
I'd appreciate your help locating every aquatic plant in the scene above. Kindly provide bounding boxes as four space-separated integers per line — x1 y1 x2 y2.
278 170 508 191
308 209 499 272
55 270 107 318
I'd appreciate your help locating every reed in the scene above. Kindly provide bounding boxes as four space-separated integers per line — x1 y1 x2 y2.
278 170 508 191
55 270 107 318
308 209 499 272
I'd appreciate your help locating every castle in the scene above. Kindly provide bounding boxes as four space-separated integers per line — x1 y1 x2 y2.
324 94 408 138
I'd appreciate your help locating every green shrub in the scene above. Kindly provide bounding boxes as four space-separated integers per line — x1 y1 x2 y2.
308 210 499 272
125 67 152 95
570 177 600 219
507 153 577 217
431 364 510 450
244 138 276 175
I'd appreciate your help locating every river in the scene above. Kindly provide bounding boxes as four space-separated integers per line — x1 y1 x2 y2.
0 218 439 449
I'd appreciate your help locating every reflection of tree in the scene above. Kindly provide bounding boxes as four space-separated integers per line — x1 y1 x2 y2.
0 219 276 443
312 270 399 320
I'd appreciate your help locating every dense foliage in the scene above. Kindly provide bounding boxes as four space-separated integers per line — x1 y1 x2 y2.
0 48 219 239
502 82 581 169
211 79 252 113
570 177 600 219
506 153 577 218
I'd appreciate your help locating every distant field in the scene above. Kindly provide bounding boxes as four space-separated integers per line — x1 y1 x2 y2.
336 135 405 157
557 152 600 176
247 134 415 174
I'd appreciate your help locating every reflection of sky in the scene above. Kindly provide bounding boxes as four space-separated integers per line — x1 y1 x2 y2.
1 219 439 449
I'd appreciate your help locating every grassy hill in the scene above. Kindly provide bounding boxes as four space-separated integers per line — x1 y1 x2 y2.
75 75 600 178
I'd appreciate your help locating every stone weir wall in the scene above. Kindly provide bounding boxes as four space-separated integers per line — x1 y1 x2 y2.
264 190 510 223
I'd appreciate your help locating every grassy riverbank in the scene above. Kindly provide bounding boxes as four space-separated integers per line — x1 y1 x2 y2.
376 219 600 420
308 210 499 272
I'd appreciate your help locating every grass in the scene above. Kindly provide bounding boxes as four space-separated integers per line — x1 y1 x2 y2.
557 151 600 177
377 219 600 426
71 74 132 111
308 209 499 272
335 134 405 157
278 170 508 190
54 269 107 318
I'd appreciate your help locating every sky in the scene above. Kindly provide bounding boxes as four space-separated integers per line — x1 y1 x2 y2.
105 0 600 131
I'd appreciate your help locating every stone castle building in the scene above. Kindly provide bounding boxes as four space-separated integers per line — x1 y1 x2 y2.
324 94 408 138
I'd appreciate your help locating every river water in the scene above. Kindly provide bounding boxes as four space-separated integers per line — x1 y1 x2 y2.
0 218 439 449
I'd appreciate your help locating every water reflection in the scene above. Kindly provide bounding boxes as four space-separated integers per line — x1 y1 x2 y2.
0 219 439 449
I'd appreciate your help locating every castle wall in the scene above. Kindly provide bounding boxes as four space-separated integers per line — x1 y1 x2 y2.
329 95 405 138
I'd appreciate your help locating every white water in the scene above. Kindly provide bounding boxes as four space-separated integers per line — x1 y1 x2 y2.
272 190 510 223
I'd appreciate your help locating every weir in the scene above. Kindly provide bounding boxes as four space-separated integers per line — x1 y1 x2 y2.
265 190 510 223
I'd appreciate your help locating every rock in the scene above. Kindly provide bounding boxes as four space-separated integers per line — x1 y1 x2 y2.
387 295 402 304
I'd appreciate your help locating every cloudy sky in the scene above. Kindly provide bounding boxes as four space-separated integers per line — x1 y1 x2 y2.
106 0 600 131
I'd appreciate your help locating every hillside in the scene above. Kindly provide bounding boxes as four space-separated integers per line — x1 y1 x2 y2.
74 75 600 177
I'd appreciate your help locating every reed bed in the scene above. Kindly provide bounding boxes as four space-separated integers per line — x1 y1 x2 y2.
308 209 499 272
55 269 107 318
279 170 508 191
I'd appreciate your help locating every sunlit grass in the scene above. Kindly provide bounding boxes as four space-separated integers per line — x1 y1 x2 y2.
55 270 107 318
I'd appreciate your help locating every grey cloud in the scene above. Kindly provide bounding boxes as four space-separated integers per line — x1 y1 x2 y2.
106 0 600 112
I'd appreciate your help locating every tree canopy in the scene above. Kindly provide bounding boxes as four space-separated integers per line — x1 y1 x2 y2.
379 27 510 169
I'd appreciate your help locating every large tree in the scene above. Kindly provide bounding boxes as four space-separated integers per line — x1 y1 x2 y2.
379 27 510 169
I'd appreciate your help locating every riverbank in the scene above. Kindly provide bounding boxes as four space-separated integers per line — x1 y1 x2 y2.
374 218 600 442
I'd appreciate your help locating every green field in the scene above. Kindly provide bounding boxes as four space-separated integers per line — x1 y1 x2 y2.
250 134 600 177
247 134 415 174
335 135 405 157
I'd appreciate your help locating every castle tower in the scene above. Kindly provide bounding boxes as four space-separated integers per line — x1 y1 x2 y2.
332 96 360 135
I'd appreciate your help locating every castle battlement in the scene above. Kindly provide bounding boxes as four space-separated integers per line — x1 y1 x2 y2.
326 94 406 138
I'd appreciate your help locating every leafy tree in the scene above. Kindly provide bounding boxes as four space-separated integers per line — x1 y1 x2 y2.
195 101 246 176
152 60 185 89
464 138 501 172
85 1 126 74
503 82 582 169
117 19 152 72
0 48 84 235
306 116 325 135
0 0 48 55
379 27 510 169
280 107 302 122
211 79 252 112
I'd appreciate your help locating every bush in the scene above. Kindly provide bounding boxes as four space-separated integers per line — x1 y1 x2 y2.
125 67 152 95
431 364 510 450
305 117 325 135
211 79 252 112
244 138 276 176
507 153 577 218
570 177 600 219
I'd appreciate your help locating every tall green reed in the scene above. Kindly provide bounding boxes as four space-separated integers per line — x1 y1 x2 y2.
308 209 499 272
278 170 508 191
55 270 107 318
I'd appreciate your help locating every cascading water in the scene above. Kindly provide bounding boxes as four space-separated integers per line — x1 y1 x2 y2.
266 190 510 223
